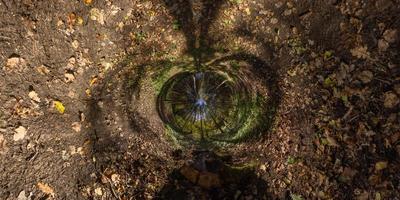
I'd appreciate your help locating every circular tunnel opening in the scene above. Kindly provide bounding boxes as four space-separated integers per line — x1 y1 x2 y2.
157 70 252 145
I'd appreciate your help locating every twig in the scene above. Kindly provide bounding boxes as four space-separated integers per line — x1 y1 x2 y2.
100 173 122 200
373 78 391 85
0 35 11 40
342 106 353 121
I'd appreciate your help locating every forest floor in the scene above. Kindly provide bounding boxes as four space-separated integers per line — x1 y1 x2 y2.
0 0 399 199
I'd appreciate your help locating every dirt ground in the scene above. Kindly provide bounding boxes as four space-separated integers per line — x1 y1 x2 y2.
0 0 399 199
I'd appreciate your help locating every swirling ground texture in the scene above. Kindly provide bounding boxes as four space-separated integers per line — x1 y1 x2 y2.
0 0 399 199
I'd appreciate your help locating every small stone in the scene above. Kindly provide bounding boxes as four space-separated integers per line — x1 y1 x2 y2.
94 187 103 196
29 91 41 102
383 92 399 108
14 126 27 141
17 190 27 200
358 70 373 84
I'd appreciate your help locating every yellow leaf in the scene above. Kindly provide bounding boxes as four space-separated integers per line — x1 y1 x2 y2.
54 101 65 114
85 89 91 97
89 77 98 86
83 0 93 5
375 161 388 171
37 182 55 196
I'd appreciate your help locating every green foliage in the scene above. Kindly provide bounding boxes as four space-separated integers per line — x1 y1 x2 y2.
172 20 181 30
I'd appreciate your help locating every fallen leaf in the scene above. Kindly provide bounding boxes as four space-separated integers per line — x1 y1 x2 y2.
323 77 335 87
29 91 41 102
324 51 333 59
54 101 65 114
36 65 50 75
357 191 369 200
326 136 339 147
375 161 388 171
83 0 93 5
71 122 81 132
14 126 27 141
260 164 267 171
290 193 304 200
71 40 79 49
90 8 104 25
383 92 399 108
350 46 370 59
67 13 76 27
375 192 382 200
94 187 103 196
37 182 55 197
76 16 84 25
5 57 26 71
111 174 120 184
17 190 27 200
89 77 98 86
383 29 397 43
358 70 373 84
378 39 389 51
287 156 297 164
64 73 75 83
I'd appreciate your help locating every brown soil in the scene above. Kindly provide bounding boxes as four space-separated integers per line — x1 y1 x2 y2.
0 0 399 199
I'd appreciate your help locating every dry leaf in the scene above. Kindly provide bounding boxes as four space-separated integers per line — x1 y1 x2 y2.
84 0 93 5
383 29 397 43
358 70 373 84
37 182 55 197
383 92 399 108
71 122 81 132
14 126 27 141
94 187 103 196
350 46 370 59
5 57 26 71
36 65 50 75
375 161 388 171
64 73 75 83
29 91 41 102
